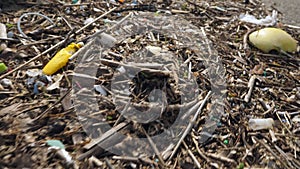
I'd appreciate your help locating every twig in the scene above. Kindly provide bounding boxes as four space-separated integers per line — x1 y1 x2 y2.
192 136 211 163
253 136 291 169
30 88 72 122
183 141 201 168
168 91 212 160
77 145 104 161
112 156 139 162
83 122 128 150
112 155 154 165
99 58 171 76
75 7 117 34
140 126 166 166
105 157 115 169
243 28 255 50
0 37 20 42
205 152 237 164
284 24 300 29
171 9 190 14
63 3 91 7
61 15 73 30
241 143 259 161
0 39 66 79
244 75 256 102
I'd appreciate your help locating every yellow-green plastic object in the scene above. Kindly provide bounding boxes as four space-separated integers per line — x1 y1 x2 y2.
0 63 8 74
249 28 298 53
42 42 83 75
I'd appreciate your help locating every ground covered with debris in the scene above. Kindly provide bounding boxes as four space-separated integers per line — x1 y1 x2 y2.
0 0 300 168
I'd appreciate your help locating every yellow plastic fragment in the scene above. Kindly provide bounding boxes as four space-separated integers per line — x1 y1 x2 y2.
42 42 83 75
249 27 298 53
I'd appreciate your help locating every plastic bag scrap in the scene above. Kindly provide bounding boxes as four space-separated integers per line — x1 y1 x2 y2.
239 10 277 26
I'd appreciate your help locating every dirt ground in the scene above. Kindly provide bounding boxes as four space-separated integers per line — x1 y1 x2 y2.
0 0 300 169
262 0 300 26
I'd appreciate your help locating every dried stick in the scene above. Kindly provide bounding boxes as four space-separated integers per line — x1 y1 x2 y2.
29 88 72 123
140 126 166 166
243 28 255 50
253 136 291 169
75 7 117 34
100 58 171 75
112 155 156 166
244 75 256 102
168 91 212 160
192 136 211 163
205 152 237 164
183 141 201 168
83 122 128 150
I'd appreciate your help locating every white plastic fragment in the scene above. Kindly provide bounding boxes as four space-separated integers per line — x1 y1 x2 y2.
0 23 7 50
94 85 107 96
93 7 102 12
59 149 73 164
239 10 277 26
47 74 63 91
248 118 274 131
48 147 73 165
47 140 73 165
116 66 126 73
292 115 300 122
84 18 95 25
26 69 41 77
146 46 162 55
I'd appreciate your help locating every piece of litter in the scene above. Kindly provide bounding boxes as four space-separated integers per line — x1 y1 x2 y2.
94 85 107 96
116 66 126 73
249 27 298 53
26 69 41 77
47 74 63 91
46 140 65 149
84 18 95 25
239 10 277 26
146 46 162 55
248 118 274 131
47 140 73 165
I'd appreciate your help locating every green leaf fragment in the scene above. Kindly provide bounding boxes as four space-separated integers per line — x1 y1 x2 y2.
5 23 14 29
0 63 8 74
107 115 113 120
238 162 244 169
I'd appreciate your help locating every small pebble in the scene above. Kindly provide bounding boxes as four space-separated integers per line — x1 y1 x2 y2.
1 78 12 87
7 31 14 38
65 7 71 14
